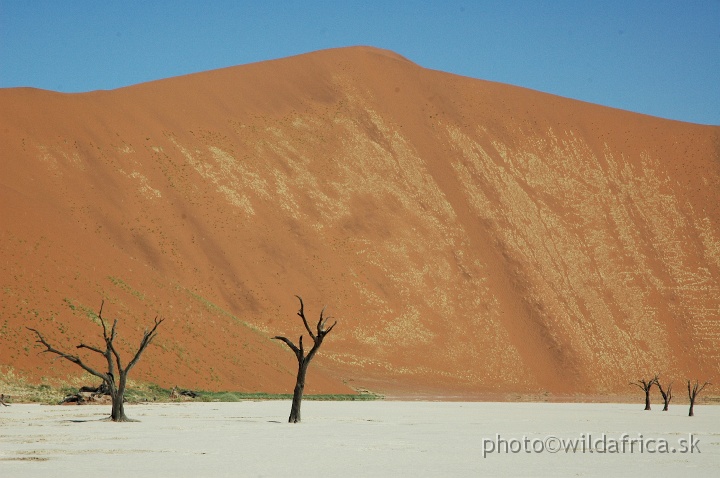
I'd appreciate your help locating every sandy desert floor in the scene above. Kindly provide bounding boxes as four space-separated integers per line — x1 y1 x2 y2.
0 401 717 477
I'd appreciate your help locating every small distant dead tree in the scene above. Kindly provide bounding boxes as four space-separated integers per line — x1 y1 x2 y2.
656 378 673 411
687 380 711 417
28 301 163 422
629 375 658 410
0 394 9 406
273 295 337 423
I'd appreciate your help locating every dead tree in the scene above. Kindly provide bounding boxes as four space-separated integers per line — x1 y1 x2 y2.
629 375 658 410
0 394 9 406
656 378 673 411
273 295 337 423
28 301 163 422
687 380 711 417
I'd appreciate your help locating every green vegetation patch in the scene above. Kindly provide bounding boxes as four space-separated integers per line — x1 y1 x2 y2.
184 289 261 332
0 371 382 404
107 276 146 301
124 385 382 403
63 298 100 322
191 391 382 402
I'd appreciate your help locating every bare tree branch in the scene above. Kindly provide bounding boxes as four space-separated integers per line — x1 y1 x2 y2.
105 319 125 375
322 320 337 336
27 327 109 382
294 295 316 341
126 317 164 374
77 343 107 356
273 335 303 360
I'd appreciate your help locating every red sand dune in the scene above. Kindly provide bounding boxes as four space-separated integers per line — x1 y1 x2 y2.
1 46 719 398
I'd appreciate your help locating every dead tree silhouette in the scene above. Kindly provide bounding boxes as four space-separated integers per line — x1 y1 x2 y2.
28 301 163 422
656 377 673 411
629 375 658 410
687 380 711 417
273 295 337 423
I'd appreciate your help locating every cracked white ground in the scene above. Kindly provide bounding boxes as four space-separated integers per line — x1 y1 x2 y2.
1 401 717 477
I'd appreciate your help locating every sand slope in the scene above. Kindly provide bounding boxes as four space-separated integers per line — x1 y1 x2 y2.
1 46 719 396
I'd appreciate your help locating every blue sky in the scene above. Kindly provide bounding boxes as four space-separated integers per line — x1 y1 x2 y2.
1 1 718 125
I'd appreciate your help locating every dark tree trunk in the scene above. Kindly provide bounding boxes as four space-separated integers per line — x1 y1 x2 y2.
110 392 128 421
289 362 309 423
688 400 695 417
644 390 651 411
107 376 134 422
